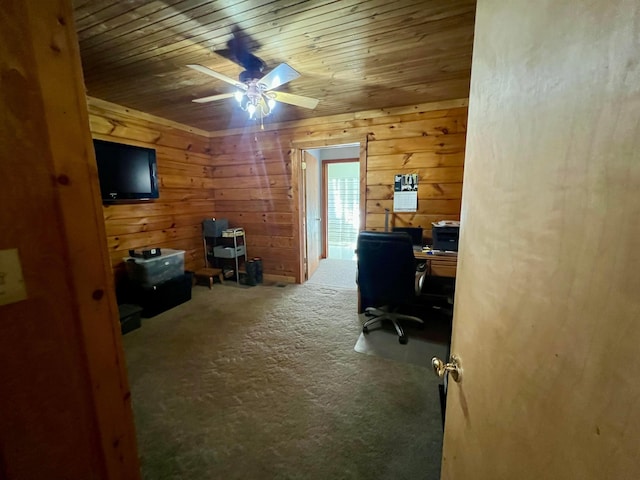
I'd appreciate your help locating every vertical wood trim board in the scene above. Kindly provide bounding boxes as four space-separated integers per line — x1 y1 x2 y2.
322 161 329 258
291 147 305 283
1 1 139 478
359 141 368 232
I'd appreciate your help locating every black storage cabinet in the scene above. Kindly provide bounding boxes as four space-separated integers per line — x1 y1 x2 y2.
117 272 193 318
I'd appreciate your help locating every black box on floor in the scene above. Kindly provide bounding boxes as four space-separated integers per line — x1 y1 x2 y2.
117 272 193 318
118 304 142 335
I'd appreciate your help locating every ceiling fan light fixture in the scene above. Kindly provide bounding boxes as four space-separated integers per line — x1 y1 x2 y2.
188 62 319 122
236 79 276 120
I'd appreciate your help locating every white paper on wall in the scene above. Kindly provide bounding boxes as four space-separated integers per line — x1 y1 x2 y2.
393 174 418 212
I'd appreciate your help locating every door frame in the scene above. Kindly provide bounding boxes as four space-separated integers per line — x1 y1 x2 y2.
290 137 367 284
322 158 361 259
4 1 140 477
301 150 321 281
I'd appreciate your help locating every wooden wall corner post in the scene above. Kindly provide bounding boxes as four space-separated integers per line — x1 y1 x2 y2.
1 1 140 478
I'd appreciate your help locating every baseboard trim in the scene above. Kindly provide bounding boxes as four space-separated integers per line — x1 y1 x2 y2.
263 274 297 284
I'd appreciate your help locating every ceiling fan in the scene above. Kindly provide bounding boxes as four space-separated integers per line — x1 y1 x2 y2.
187 26 319 121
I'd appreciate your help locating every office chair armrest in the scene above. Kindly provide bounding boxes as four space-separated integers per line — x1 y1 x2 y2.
415 269 426 295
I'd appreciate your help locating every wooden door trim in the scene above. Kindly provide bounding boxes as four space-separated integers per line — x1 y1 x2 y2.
9 2 140 477
302 152 309 280
322 161 328 259
290 137 366 283
290 147 305 284
359 142 368 232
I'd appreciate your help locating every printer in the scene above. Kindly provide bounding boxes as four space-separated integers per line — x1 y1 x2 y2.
431 220 460 251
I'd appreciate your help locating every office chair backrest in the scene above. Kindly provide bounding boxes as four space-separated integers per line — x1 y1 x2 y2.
357 231 417 306
392 226 424 246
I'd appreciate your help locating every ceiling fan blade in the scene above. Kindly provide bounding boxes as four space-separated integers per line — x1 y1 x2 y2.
186 64 246 90
271 91 319 110
192 92 236 104
258 63 300 90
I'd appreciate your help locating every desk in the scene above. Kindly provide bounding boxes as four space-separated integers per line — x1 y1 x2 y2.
415 252 456 321
415 251 457 278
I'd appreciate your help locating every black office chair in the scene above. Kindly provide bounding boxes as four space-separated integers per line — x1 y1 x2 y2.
357 231 425 344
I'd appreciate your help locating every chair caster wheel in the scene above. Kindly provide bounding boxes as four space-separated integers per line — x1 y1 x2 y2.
399 336 408 345
363 326 369 334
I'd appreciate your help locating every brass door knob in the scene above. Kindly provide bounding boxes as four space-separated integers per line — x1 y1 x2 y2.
431 355 462 382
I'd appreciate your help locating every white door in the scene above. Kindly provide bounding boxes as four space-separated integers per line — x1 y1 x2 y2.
304 151 321 279
441 1 640 478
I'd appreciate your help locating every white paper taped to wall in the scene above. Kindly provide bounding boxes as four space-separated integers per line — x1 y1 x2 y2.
393 192 417 212
393 173 418 212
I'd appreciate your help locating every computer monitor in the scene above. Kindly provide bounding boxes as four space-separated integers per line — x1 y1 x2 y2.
392 227 423 246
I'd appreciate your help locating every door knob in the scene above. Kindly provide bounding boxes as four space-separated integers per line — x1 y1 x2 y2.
431 355 462 382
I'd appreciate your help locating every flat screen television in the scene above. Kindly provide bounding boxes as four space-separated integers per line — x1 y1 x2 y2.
93 139 159 202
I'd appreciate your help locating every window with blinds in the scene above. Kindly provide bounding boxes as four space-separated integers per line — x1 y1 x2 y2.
326 162 359 259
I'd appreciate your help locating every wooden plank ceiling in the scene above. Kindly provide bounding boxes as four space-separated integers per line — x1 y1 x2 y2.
73 0 476 132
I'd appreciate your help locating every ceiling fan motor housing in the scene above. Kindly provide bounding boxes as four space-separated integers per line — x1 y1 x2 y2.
239 70 262 83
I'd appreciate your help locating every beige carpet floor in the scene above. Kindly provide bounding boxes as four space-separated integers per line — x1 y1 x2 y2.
305 258 357 290
122 281 444 480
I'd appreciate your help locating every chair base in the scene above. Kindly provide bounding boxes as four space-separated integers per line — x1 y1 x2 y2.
363 306 424 344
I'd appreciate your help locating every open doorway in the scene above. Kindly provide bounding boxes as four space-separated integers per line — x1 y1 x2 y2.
324 160 360 260
300 144 361 288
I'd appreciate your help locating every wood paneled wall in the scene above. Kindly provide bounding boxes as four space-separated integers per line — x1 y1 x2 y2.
365 108 466 235
210 100 467 282
87 98 466 283
208 132 296 282
87 98 216 277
